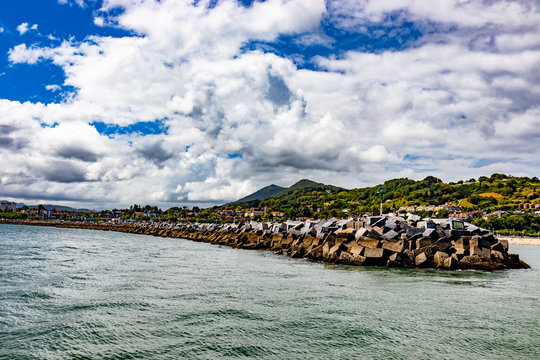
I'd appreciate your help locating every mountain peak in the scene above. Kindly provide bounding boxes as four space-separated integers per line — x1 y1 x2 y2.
289 179 322 189
233 184 286 203
227 179 345 205
286 179 344 192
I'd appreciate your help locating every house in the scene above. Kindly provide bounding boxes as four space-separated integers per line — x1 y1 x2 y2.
450 210 484 220
519 203 540 210
50 211 63 219
482 211 505 220
0 201 17 212
245 210 265 218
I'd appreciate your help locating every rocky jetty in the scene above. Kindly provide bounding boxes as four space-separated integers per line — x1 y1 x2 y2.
2 215 530 271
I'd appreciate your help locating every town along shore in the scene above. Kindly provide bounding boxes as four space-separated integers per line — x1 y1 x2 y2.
1 215 530 271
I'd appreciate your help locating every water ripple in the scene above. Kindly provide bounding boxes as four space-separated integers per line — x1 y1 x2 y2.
0 224 539 359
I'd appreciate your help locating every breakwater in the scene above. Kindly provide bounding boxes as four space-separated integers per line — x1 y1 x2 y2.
1 215 530 271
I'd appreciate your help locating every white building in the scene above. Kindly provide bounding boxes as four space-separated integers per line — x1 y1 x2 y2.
0 201 17 212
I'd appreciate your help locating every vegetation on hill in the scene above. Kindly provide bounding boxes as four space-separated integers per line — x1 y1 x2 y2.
471 212 540 237
220 174 540 233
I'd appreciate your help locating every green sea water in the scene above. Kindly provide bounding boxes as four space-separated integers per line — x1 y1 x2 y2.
1 223 539 359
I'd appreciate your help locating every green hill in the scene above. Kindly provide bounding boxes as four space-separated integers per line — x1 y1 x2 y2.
227 179 342 208
275 179 344 196
233 184 285 203
222 174 540 225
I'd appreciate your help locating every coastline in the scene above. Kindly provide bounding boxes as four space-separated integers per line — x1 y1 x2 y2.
497 236 540 246
0 218 530 271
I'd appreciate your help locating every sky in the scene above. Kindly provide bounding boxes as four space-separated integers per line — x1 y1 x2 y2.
1 0 540 209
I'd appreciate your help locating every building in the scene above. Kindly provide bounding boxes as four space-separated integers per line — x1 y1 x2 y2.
0 201 17 212
482 211 505 220
399 203 463 213
449 210 484 220
245 210 265 218
519 203 540 210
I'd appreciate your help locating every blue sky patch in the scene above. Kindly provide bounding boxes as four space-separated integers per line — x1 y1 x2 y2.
471 158 502 169
40 122 58 128
403 154 424 162
227 153 243 159
0 0 132 104
91 119 169 137
241 13 424 70
0 60 77 103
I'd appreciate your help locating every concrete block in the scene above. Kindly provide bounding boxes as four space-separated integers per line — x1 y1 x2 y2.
382 229 399 240
382 240 405 253
443 256 459 270
367 216 383 226
386 252 403 268
358 238 380 249
416 237 432 249
491 250 506 262
423 228 439 241
363 247 385 258
434 251 450 269
470 246 490 259
348 243 364 257
470 236 491 249
415 252 431 268
355 228 369 240
491 241 507 253
407 227 424 238
338 252 366 266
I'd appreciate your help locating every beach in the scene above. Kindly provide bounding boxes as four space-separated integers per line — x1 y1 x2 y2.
498 236 540 246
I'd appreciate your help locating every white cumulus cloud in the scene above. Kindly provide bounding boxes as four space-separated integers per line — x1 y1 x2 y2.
16 22 38 35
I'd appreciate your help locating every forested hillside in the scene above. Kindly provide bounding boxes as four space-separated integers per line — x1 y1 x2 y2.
226 174 540 221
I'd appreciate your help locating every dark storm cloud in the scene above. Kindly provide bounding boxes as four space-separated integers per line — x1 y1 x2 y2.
241 148 357 173
266 72 292 107
0 125 18 134
56 145 100 162
137 142 174 163
0 136 28 150
0 137 14 148
42 161 87 183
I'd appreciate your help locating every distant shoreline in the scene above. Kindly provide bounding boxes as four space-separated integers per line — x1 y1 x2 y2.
497 236 540 246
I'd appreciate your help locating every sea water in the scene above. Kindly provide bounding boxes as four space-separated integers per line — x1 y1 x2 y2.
1 223 539 359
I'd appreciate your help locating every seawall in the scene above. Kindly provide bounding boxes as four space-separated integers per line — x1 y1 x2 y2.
1 216 530 271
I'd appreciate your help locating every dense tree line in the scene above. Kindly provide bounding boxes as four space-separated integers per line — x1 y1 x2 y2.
472 213 540 237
